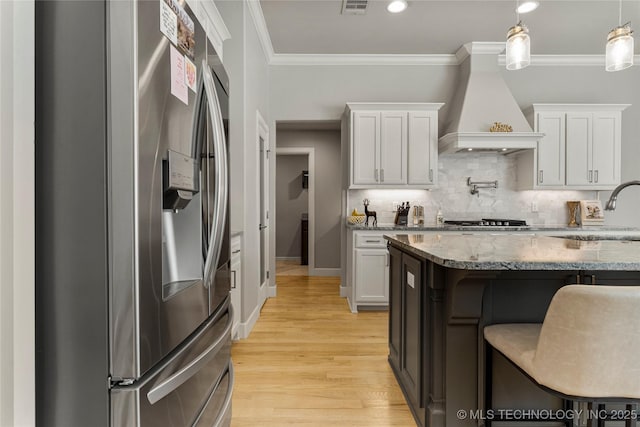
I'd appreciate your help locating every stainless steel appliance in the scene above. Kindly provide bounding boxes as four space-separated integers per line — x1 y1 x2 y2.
35 1 232 426
444 219 528 227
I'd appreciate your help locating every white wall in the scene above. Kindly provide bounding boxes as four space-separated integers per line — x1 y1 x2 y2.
0 1 35 425
270 64 458 122
216 0 271 337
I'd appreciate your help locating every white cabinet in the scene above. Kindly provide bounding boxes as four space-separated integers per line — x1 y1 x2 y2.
536 112 565 187
345 103 443 189
230 234 242 339
354 249 389 303
407 111 438 185
566 112 621 187
347 231 390 312
352 110 406 185
517 104 628 190
379 112 407 185
352 111 379 185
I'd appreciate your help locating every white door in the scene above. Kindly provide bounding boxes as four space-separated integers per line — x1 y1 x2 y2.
407 111 436 185
352 111 379 185
354 248 389 303
536 112 566 187
379 112 407 185
565 112 592 186
257 114 270 292
591 112 620 186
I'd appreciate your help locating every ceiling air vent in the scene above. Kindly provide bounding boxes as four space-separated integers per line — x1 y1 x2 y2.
342 0 368 15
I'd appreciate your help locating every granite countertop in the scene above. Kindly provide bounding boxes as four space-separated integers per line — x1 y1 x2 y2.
348 223 640 233
385 233 640 271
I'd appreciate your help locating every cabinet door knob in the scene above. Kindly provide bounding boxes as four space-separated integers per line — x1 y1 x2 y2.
538 170 543 184
594 170 599 183
429 169 433 182
374 169 379 182
380 169 385 182
588 170 593 183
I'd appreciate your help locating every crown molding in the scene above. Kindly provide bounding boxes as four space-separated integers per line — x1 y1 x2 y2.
456 41 506 62
270 53 459 66
246 0 274 62
240 6 640 70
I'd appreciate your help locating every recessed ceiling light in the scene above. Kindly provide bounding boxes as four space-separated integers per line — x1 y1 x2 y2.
502 148 508 151
387 0 408 13
467 148 473 151
516 1 539 14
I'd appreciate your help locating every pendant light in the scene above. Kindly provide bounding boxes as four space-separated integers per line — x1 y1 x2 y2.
605 0 634 72
506 0 531 70
387 0 408 13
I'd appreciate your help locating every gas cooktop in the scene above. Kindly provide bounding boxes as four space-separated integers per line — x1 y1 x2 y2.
444 219 528 227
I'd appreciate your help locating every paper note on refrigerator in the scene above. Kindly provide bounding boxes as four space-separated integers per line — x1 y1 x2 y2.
170 45 188 105
160 0 178 45
184 56 197 92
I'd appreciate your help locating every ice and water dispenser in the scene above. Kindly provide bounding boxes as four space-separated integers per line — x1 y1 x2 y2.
161 149 204 299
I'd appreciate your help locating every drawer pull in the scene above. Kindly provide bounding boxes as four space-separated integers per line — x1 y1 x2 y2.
365 239 381 243
232 249 241 254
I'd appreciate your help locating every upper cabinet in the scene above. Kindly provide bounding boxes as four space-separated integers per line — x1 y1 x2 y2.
516 104 629 190
345 103 443 189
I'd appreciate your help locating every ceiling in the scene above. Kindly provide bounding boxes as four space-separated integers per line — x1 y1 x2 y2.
259 0 640 55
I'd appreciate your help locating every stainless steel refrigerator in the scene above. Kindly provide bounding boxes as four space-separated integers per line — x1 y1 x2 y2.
35 1 233 425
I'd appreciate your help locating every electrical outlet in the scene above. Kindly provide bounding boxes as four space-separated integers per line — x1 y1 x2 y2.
531 201 538 212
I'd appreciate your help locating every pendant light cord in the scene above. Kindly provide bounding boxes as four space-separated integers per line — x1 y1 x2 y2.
618 0 622 26
516 0 520 23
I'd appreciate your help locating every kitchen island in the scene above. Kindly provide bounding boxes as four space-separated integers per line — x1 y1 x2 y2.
385 233 640 427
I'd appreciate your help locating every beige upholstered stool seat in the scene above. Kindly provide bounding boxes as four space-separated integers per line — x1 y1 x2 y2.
485 323 541 380
484 285 640 400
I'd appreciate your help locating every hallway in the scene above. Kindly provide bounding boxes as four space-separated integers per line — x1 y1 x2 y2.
230 276 414 426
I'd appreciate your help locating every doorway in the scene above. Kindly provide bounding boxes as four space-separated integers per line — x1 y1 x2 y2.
257 112 270 302
275 148 314 276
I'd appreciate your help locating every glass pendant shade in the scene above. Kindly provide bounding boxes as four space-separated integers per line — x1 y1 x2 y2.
605 24 634 72
506 23 531 70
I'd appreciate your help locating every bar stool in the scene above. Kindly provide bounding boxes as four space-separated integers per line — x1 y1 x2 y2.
484 285 640 427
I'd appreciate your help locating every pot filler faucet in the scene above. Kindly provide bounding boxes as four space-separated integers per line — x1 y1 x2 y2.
605 180 640 210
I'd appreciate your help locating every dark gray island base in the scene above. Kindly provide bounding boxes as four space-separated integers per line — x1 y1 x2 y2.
385 234 640 427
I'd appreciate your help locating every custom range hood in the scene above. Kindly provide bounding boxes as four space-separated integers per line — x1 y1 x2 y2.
439 42 544 154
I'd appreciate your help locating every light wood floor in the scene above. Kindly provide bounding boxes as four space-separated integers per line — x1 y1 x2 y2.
276 259 309 276
230 276 414 426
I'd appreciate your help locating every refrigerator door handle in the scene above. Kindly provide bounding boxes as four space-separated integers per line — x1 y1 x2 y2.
146 305 233 405
202 62 229 285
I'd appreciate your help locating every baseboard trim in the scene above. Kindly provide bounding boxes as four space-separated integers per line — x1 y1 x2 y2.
237 300 261 340
310 268 341 277
267 285 277 298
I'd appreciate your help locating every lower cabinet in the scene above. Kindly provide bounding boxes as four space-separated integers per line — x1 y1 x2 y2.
354 248 389 303
389 247 427 427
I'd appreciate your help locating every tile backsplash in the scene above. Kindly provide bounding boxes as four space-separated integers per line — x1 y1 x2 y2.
348 153 599 226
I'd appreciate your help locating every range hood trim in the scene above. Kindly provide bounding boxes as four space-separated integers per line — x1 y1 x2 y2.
439 132 545 154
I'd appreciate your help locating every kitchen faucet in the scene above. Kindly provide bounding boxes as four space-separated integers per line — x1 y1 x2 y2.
604 180 640 210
